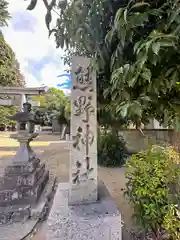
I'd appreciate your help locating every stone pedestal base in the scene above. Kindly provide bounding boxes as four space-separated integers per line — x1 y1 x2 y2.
0 132 49 224
46 181 122 240
0 177 56 240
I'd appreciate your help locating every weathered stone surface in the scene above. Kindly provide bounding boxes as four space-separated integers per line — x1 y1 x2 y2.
0 205 31 224
46 181 122 240
70 56 97 205
0 167 48 207
10 207 30 223
0 171 50 225
1 164 45 189
0 219 38 240
11 137 37 164
0 212 10 225
0 130 49 223
5 158 40 175
30 176 56 219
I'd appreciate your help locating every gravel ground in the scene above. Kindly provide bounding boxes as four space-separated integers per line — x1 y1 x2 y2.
0 133 136 239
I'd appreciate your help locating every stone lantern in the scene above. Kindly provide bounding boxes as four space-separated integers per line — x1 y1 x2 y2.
0 102 49 224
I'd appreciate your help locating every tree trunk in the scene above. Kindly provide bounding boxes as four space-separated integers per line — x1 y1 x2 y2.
172 130 180 152
60 124 67 139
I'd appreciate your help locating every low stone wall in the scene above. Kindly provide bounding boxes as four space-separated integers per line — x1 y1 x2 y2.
119 129 174 153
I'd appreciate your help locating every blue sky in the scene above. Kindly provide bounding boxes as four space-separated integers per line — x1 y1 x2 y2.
2 1 71 94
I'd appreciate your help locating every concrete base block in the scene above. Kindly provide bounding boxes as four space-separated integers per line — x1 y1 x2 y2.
0 219 38 240
46 181 122 240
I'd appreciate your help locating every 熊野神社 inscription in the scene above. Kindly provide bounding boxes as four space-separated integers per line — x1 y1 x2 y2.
69 56 97 204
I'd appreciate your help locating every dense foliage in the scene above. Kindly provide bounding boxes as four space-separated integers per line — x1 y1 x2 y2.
0 33 25 87
125 145 180 239
0 106 18 130
97 131 127 167
32 87 70 126
26 0 180 129
26 0 130 128
0 0 10 27
0 0 25 130
0 1 25 87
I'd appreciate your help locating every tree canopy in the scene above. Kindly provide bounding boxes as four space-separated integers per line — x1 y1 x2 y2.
0 33 25 87
26 0 180 128
0 0 25 130
0 1 25 87
32 87 70 125
0 105 18 129
0 0 10 28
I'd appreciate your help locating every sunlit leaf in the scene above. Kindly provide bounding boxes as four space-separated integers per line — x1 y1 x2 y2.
124 9 128 23
130 2 150 11
152 42 160 55
105 29 115 45
141 68 151 82
119 104 129 118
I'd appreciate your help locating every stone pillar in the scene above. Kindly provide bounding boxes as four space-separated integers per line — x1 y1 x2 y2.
69 56 97 205
20 94 27 112
11 135 36 164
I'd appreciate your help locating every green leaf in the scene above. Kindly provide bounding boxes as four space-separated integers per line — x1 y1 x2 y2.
140 95 151 102
27 0 38 10
152 42 160 55
124 9 128 23
114 8 125 32
149 9 163 16
171 70 178 86
130 12 149 27
60 35 65 48
145 40 153 53
48 29 57 38
45 11 52 30
167 9 180 28
148 53 158 66
173 25 180 35
130 2 150 11
159 40 175 48
115 8 124 25
49 0 56 10
120 104 129 118
134 41 142 54
58 0 67 9
141 68 151 82
105 29 115 45
130 101 142 117
129 77 137 87
165 68 174 77
137 52 147 69
111 67 124 86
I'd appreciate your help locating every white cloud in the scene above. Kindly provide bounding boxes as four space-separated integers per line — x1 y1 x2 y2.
40 63 62 87
25 73 40 87
2 0 67 90
40 63 71 89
